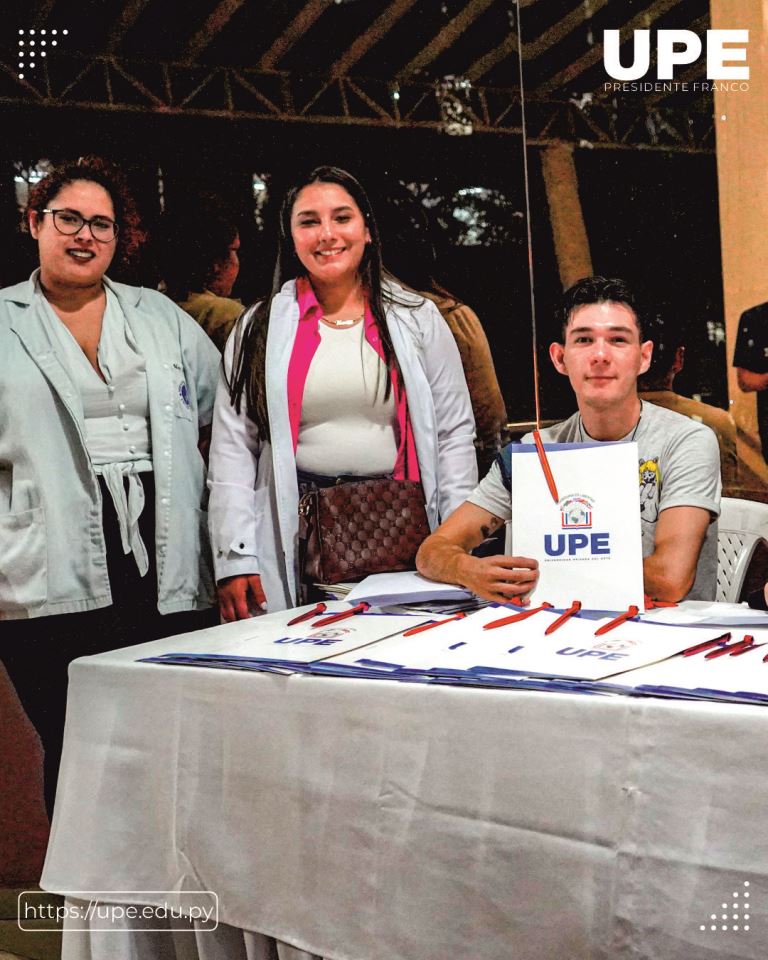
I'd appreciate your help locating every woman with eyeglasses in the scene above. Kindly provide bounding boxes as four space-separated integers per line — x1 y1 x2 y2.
0 156 219 817
208 166 477 620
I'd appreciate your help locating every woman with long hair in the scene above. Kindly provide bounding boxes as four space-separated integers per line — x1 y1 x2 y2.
0 156 219 815
208 166 477 620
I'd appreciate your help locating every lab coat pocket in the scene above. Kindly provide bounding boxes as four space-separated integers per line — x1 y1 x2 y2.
0 506 47 611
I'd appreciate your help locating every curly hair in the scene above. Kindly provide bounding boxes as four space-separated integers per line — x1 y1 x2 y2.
23 155 146 267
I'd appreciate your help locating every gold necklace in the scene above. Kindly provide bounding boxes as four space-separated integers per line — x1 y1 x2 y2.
321 312 364 328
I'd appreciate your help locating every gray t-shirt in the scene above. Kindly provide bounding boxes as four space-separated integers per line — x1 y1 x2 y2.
468 401 721 601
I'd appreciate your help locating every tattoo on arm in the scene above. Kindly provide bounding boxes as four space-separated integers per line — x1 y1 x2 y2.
480 515 504 540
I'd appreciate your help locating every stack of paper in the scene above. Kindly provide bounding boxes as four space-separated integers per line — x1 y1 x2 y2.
314 582 355 599
640 600 768 627
307 606 722 685
344 571 474 607
593 627 768 704
140 602 427 674
140 601 768 706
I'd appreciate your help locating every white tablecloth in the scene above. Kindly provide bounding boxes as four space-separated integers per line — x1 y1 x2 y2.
41 626 768 960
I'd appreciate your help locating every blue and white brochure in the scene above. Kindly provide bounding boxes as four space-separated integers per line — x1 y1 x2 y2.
140 602 427 672
313 606 724 682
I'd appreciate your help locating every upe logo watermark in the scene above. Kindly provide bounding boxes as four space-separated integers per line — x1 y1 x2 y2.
603 29 749 94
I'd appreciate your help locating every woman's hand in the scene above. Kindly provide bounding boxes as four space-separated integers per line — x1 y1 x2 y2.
218 574 266 622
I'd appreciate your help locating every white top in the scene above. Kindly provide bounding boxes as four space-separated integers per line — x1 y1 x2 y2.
295 320 397 477
39 285 153 575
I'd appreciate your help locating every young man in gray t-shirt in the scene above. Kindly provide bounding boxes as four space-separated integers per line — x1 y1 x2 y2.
416 277 721 603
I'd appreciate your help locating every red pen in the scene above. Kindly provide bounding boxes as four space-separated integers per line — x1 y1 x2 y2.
544 600 582 636
682 632 731 657
644 594 678 609
311 601 370 626
593 605 640 636
483 602 554 630
402 612 467 637
731 641 764 657
287 602 327 626
705 636 754 660
532 430 560 503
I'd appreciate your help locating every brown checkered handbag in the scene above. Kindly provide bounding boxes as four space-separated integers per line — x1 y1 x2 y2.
299 478 431 585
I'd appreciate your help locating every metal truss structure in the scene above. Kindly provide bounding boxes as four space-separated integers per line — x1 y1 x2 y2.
0 53 715 154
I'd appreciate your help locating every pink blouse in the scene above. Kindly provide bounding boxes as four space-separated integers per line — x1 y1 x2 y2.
287 277 419 481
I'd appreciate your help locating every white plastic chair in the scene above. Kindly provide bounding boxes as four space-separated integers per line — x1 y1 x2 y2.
716 497 768 602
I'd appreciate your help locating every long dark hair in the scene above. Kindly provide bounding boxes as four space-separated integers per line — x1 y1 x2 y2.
229 166 404 439
24 155 146 268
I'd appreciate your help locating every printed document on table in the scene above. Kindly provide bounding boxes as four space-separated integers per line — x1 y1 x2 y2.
508 441 644 611
317 606 723 681
139 603 426 667
595 626 768 702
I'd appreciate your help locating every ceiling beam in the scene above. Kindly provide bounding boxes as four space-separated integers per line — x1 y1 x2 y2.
259 0 330 71
521 0 612 61
32 0 56 30
467 0 614 82
182 0 248 62
398 0 497 79
330 0 419 78
106 0 152 53
535 0 682 96
465 31 519 82
0 53 715 151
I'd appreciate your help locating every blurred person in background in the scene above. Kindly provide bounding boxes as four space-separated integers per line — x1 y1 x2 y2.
639 318 738 489
159 194 243 351
375 187 507 476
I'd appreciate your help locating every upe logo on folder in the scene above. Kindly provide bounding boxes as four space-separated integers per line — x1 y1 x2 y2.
560 494 593 529
546 493 610 557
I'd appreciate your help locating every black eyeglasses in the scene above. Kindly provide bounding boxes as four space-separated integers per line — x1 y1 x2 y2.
41 208 119 243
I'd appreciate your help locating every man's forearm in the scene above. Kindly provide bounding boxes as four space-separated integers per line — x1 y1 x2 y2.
416 534 472 587
642 553 695 602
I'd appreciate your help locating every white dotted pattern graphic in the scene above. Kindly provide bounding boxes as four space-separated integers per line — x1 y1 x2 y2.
16 27 67 79
700 882 752 934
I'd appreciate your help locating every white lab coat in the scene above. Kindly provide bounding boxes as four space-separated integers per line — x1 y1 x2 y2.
0 271 220 619
207 279 477 611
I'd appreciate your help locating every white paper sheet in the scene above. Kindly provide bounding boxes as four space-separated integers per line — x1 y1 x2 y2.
320 606 721 681
139 603 425 666
640 600 768 626
598 626 768 701
345 570 473 606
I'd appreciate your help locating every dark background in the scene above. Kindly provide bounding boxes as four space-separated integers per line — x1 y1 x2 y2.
0 9 726 423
